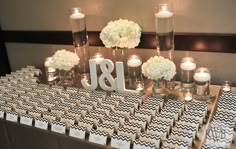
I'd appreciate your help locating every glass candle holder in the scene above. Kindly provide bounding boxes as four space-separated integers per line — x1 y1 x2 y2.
70 7 87 47
135 81 144 92
44 57 57 82
183 88 193 102
193 67 211 100
155 1 174 60
70 7 90 79
221 81 231 92
90 53 104 76
180 57 196 89
127 55 142 89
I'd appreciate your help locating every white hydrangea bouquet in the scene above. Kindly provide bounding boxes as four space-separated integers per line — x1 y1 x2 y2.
142 56 176 81
100 19 142 49
49 49 80 71
49 49 80 86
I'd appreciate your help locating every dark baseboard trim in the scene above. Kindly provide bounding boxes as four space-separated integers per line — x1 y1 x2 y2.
2 30 236 53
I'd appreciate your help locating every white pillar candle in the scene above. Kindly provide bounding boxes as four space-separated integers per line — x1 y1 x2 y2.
180 58 196 71
127 55 142 67
194 69 211 82
155 4 173 18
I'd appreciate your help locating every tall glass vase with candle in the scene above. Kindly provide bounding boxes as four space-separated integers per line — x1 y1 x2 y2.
155 1 175 89
155 1 174 60
70 7 90 79
193 67 211 101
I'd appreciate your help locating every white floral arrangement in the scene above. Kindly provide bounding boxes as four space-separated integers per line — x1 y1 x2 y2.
100 19 142 49
142 56 176 81
49 49 80 71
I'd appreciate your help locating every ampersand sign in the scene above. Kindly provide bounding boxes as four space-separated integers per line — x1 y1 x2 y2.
98 59 116 91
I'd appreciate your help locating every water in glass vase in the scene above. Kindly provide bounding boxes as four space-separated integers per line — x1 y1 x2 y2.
70 11 90 78
70 16 88 47
156 31 174 51
72 30 88 47
155 14 174 60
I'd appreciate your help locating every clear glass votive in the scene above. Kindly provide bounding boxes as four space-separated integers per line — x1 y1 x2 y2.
135 80 144 92
193 67 211 100
44 57 57 82
127 55 142 89
183 88 193 102
180 57 196 89
70 7 87 47
221 81 231 92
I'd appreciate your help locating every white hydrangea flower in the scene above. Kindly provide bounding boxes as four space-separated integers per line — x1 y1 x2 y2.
100 19 142 49
49 49 80 71
142 56 176 81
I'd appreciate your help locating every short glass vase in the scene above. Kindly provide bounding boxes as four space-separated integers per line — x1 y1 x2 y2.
58 69 74 87
152 79 169 97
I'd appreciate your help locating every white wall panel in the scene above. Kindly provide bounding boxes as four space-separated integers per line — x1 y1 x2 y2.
0 0 235 33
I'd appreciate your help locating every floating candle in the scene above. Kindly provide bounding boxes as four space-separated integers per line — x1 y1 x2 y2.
91 54 104 65
193 68 211 82
70 8 85 19
180 57 196 71
127 55 142 67
155 3 173 18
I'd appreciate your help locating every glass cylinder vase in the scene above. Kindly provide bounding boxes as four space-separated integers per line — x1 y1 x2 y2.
70 7 90 79
155 0 175 90
152 79 168 97
180 57 196 89
155 1 174 60
155 1 175 90
193 67 211 101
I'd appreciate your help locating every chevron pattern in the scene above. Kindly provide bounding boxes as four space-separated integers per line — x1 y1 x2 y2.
90 129 108 137
111 134 131 141
3 65 235 149
133 139 155 148
70 124 87 132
